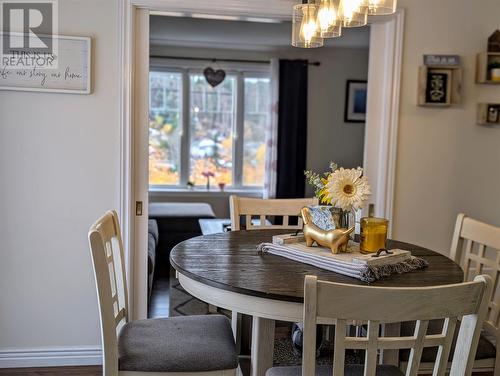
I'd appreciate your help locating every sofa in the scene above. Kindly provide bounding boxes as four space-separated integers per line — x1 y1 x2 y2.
148 219 159 298
149 202 216 260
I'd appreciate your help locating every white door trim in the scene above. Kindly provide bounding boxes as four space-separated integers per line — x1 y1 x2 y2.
119 1 405 318
363 10 405 236
117 0 134 319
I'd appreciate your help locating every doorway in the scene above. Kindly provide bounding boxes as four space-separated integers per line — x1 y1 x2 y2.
118 1 404 321
147 13 371 318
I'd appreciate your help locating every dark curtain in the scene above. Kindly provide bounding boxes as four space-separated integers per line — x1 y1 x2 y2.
276 59 309 199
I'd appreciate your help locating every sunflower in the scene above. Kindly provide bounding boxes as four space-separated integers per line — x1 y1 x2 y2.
322 167 371 211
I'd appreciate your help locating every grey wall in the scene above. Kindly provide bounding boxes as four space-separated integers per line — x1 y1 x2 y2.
150 44 369 207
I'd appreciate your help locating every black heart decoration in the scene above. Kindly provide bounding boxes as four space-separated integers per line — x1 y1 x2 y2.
203 67 226 88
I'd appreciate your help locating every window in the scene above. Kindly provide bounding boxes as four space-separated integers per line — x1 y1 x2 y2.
149 62 271 190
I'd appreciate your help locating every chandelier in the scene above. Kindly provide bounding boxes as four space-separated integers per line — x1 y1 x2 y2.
292 0 397 48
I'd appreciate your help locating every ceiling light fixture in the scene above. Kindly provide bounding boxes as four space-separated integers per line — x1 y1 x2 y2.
339 0 367 28
292 1 324 49
360 0 398 15
317 0 342 38
292 0 397 48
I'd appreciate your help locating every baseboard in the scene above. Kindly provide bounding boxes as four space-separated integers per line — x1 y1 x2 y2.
0 347 102 368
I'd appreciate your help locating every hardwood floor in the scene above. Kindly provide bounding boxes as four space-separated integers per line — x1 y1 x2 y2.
148 250 171 318
0 366 102 375
0 366 493 376
148 273 170 318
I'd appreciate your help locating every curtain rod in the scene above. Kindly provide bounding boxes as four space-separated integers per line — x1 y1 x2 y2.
150 55 321 66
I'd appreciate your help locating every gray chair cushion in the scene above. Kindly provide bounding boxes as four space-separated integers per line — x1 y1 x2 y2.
118 315 238 372
400 320 496 362
266 365 403 376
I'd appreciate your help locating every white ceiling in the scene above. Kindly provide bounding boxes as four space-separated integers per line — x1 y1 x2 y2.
150 15 370 51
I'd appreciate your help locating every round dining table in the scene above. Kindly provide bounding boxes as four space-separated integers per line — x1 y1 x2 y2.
170 229 464 376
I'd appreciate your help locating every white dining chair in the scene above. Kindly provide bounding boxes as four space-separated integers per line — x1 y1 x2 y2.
400 214 500 374
229 195 319 231
266 274 493 376
449 214 500 373
88 210 239 376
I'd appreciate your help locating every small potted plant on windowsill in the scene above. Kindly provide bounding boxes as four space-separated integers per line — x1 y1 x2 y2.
488 61 500 82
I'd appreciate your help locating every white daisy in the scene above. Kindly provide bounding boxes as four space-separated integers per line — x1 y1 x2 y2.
324 167 371 211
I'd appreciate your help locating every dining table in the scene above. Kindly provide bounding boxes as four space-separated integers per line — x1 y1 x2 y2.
170 229 464 376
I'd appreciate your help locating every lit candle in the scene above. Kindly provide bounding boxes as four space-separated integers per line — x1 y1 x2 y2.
360 217 388 254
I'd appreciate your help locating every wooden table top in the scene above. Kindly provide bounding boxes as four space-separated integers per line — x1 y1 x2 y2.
170 230 464 303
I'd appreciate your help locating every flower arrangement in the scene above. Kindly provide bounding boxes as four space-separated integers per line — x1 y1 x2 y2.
305 162 371 212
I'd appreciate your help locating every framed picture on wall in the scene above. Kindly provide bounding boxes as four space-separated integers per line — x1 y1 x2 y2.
424 69 452 105
344 80 367 123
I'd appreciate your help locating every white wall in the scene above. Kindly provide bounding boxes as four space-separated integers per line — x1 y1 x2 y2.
0 0 119 364
150 44 369 204
393 0 500 253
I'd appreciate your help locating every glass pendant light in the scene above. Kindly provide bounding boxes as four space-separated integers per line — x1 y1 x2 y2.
360 0 397 15
292 1 324 48
317 0 342 38
338 0 367 28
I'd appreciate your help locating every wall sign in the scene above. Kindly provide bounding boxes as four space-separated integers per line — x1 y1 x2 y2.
423 55 460 67
0 34 91 94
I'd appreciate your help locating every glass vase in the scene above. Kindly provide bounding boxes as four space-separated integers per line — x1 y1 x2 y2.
329 207 355 229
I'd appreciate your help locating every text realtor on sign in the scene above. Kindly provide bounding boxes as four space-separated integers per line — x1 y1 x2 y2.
1 0 59 70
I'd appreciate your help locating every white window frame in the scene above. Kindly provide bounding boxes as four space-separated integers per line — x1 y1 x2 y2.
149 57 271 191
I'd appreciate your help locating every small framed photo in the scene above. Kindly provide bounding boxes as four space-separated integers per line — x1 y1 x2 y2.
344 80 367 123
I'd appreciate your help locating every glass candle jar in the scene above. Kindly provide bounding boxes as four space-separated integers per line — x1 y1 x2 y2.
360 217 389 254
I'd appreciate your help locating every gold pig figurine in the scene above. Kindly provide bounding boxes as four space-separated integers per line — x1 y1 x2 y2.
301 207 354 254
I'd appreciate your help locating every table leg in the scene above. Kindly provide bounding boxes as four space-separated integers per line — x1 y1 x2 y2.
251 317 275 376
231 311 242 354
380 322 401 366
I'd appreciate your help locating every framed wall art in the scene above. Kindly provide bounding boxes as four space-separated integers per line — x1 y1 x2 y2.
0 34 91 94
344 80 367 123
424 68 452 105
417 56 462 107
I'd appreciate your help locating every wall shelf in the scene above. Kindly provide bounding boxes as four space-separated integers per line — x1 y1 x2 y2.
477 103 500 125
476 52 500 84
417 65 462 107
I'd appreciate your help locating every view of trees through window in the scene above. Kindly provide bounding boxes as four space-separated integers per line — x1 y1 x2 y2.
189 74 235 185
244 77 270 186
149 68 270 188
149 71 182 185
